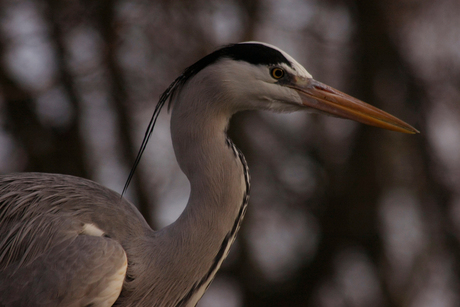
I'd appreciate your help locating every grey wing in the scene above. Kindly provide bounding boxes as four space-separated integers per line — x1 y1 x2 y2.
0 173 142 307
0 234 127 307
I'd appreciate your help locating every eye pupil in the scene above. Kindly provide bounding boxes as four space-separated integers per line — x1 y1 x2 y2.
271 68 284 79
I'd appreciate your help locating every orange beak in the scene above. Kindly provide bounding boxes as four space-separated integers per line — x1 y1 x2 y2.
288 78 418 134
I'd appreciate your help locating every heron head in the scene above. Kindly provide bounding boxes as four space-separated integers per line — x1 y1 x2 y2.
167 42 418 134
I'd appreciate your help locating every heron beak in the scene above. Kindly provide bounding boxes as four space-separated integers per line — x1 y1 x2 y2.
288 78 419 134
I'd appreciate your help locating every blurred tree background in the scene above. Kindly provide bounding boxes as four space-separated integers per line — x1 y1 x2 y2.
0 0 459 306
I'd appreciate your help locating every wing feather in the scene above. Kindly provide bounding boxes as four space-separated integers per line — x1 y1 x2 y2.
0 173 152 306
0 235 127 306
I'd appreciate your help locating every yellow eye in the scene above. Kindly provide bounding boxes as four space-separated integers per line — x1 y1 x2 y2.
270 67 284 79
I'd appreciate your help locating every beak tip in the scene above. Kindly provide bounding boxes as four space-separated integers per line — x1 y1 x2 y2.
386 124 419 135
401 125 420 135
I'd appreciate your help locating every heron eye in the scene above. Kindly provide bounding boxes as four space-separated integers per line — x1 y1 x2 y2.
270 67 285 79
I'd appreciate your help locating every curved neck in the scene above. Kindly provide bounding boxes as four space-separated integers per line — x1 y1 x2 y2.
170 100 247 241
151 87 249 306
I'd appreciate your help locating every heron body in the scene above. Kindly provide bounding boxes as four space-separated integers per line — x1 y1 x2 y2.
0 42 417 307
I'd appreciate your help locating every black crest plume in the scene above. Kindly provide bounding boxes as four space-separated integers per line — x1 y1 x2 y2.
121 52 211 195
121 77 179 196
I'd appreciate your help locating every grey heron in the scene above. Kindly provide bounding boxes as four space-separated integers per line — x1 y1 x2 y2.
0 42 418 307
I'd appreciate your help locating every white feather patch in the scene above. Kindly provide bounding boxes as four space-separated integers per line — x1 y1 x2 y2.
81 223 105 236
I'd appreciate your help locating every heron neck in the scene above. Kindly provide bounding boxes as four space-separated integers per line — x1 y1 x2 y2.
158 99 248 304
170 107 248 241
